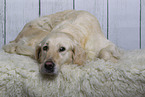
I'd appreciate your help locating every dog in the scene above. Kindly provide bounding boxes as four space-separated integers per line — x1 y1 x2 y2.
3 10 120 75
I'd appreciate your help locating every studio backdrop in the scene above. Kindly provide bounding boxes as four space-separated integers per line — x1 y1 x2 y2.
0 0 145 50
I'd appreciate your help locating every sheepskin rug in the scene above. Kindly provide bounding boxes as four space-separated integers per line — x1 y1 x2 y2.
0 49 145 97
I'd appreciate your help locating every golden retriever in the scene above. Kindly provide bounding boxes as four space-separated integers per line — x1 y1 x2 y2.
3 10 120 75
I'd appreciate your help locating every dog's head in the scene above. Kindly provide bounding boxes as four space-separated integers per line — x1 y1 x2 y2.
35 32 86 75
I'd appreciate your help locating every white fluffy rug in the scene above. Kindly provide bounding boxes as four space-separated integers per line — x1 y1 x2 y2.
0 49 145 97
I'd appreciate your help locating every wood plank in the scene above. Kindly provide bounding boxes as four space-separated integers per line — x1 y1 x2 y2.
6 0 39 43
40 0 73 16
141 0 145 48
75 0 108 37
109 0 140 50
0 0 4 48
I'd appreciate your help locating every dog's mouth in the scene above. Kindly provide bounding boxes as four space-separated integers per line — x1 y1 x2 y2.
40 60 58 75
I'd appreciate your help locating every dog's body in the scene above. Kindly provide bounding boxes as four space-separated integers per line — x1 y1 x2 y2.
3 10 120 75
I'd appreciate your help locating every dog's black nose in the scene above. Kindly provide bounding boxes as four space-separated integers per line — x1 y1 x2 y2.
44 61 55 72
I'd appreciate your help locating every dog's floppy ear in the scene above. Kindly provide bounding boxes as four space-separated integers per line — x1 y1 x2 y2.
72 43 86 65
35 44 42 63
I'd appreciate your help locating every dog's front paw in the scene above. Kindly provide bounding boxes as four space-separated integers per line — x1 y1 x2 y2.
98 45 120 63
2 43 17 53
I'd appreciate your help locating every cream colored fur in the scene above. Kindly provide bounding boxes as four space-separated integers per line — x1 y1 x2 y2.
0 49 145 97
3 10 120 75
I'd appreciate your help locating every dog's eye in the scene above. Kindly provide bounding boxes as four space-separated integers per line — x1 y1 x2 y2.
59 47 66 52
43 46 48 51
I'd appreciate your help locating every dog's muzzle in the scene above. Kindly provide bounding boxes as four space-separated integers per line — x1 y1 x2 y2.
40 60 56 75
44 61 55 72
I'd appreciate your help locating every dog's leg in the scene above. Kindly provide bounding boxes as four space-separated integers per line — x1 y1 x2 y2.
3 43 18 53
3 40 34 57
98 45 120 62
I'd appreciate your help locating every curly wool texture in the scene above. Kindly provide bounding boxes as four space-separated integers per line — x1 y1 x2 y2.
0 49 145 97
